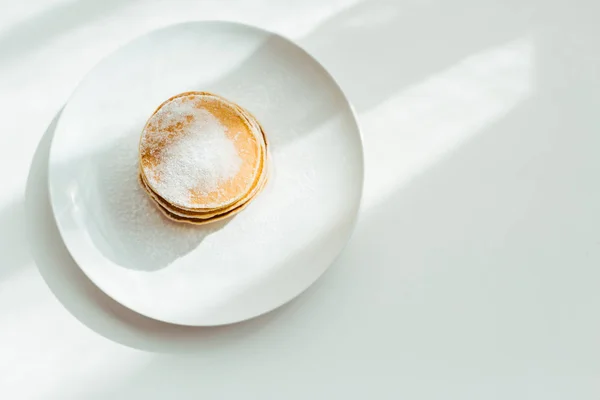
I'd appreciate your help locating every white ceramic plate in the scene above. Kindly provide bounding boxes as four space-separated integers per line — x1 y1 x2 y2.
49 21 363 326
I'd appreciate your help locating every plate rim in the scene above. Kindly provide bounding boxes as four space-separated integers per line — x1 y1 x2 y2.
48 19 365 326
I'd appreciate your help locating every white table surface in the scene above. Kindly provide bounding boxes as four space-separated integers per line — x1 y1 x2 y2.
1 0 599 398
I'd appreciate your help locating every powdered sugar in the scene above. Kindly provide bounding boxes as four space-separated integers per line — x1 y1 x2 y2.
142 97 242 207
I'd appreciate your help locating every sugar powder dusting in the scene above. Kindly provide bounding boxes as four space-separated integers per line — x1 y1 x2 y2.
140 96 242 207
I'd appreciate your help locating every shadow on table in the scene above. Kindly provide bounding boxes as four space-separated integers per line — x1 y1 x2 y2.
0 200 30 280
299 0 533 113
0 0 136 66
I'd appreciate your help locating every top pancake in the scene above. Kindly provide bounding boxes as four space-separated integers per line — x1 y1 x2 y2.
139 92 264 211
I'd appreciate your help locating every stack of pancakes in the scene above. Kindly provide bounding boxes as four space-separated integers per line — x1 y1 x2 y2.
139 91 268 225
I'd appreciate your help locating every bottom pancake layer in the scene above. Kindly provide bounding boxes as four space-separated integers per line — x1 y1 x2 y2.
138 167 268 225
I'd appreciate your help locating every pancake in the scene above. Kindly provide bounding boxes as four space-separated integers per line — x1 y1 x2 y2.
138 91 269 225
139 91 266 211
138 167 268 225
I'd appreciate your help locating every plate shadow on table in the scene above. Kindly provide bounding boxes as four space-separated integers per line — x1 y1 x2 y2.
0 200 30 280
25 111 300 353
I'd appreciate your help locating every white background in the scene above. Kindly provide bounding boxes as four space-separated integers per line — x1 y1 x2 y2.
1 0 599 398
